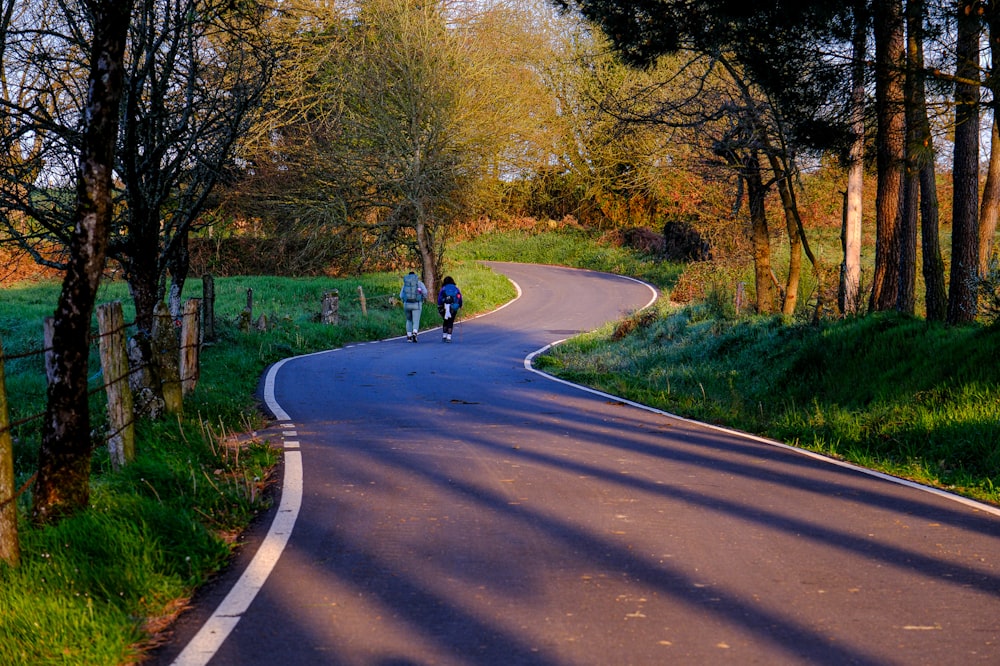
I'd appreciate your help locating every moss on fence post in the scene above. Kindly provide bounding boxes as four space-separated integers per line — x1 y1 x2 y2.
153 302 183 416
97 301 135 468
322 290 340 325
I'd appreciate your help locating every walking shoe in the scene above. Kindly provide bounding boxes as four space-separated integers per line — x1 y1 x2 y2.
411 333 418 343
443 334 448 342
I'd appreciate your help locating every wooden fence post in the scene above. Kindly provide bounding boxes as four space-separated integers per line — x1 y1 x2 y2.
153 302 183 415
202 274 215 342
97 301 135 469
357 285 367 316
180 299 201 395
0 336 20 567
321 290 340 325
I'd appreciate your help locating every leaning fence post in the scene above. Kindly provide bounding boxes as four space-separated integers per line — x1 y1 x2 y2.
153 302 183 415
180 298 201 395
97 301 135 469
357 285 367 316
0 335 20 567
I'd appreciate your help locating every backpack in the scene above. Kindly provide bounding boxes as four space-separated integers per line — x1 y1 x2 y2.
441 283 459 307
402 273 421 303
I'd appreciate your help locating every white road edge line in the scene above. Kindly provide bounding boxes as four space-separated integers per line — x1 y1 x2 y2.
169 273 526 664
171 356 304 666
523 271 1000 518
523 339 1000 519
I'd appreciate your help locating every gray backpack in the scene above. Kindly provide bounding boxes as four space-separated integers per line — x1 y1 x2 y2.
402 273 421 303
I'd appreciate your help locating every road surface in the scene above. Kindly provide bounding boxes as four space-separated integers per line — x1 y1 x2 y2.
153 262 1000 666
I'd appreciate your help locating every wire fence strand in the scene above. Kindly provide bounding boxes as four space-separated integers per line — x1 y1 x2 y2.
0 301 203 458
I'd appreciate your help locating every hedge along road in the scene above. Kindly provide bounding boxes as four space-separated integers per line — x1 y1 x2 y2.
154 262 1000 666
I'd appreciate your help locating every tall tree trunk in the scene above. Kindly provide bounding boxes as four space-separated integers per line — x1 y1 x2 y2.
900 0 926 315
167 231 190 320
907 0 947 320
415 216 438 296
948 0 981 324
766 155 811 317
120 210 171 418
870 0 906 312
979 2 1000 275
920 156 948 320
841 0 867 315
980 117 1000 275
32 0 133 523
122 209 162 335
780 186 802 318
772 158 824 320
899 169 918 314
982 4 1000 276
746 151 779 314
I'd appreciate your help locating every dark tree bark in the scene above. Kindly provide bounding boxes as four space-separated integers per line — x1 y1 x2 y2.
907 0 947 321
948 0 981 324
870 0 906 312
32 0 133 523
123 207 162 334
745 151 779 314
900 0 921 315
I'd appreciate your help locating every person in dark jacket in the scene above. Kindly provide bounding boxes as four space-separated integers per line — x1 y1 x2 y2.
436 276 463 342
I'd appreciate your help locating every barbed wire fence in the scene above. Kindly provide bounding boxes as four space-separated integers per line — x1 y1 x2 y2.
0 291 207 518
0 274 390 563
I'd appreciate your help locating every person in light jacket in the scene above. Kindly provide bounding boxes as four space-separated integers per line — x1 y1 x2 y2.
399 271 428 342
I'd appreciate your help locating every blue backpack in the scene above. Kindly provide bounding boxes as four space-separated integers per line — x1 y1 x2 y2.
441 283 460 308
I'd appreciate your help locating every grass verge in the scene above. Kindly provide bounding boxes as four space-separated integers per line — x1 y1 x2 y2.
534 297 1000 507
458 227 999 506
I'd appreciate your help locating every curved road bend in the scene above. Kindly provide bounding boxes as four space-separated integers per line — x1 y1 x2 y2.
154 262 1000 666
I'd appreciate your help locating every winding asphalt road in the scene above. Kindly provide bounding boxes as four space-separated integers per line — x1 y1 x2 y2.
153 262 1000 666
